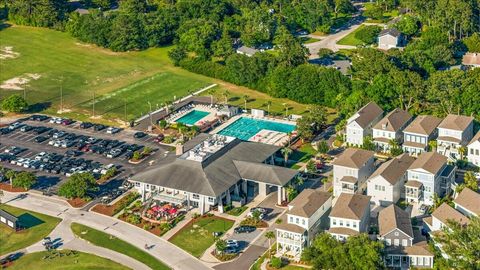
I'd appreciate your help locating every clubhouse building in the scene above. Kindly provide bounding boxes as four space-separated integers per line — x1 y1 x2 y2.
129 134 299 214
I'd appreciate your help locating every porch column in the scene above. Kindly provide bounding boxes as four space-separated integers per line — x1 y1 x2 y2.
234 184 240 197
242 181 248 195
277 187 283 205
259 182 268 196
142 183 146 202
218 196 224 213
226 191 231 205
282 186 287 202
187 193 191 210
199 195 206 214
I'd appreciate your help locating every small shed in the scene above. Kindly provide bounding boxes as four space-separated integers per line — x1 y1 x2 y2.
0 209 18 230
378 28 405 50
462 52 480 69
236 46 259 57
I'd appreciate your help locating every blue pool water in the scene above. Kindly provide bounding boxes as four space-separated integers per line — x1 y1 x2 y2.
218 117 296 141
175 110 209 125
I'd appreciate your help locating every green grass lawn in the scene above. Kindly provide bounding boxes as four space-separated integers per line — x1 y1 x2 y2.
70 223 169 270
226 206 248 216
299 37 321 44
337 25 366 46
290 143 317 163
364 3 399 23
0 205 61 255
169 216 234 258
7 250 129 270
0 24 213 121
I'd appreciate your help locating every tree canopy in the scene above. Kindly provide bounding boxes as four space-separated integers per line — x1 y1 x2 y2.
58 172 97 199
1 95 28 113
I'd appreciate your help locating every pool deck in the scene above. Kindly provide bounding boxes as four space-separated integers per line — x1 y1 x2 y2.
211 114 297 146
170 105 218 126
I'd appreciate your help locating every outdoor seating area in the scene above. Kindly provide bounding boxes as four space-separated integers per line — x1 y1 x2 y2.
166 104 220 127
144 202 185 223
250 130 298 146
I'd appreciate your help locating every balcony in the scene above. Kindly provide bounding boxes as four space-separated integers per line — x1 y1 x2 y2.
153 190 187 205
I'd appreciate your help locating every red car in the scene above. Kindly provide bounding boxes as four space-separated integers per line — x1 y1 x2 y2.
153 134 164 143
61 119 73 125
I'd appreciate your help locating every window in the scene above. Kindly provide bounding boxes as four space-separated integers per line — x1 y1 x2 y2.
346 221 350 227
192 194 200 200
394 239 399 246
471 148 474 155
402 239 408 247
476 149 479 156
290 216 293 223
332 219 337 225
135 182 140 187
302 219 306 225
296 218 299 224
382 186 385 191
386 239 391 246
394 232 399 236
353 222 357 228
208 197 214 203
339 220 344 226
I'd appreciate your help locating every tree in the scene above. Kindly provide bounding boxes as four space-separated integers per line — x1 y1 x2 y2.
215 239 227 254
463 32 480 52
12 171 36 190
5 170 17 186
456 171 479 193
266 100 272 115
317 140 329 155
274 26 309 67
58 172 97 199
303 233 385 270
212 29 234 59
177 18 219 59
362 136 376 151
207 89 215 105
6 0 68 28
265 231 275 258
363 4 383 20
222 90 230 104
168 47 187 66
306 160 317 175
243 94 249 111
428 140 437 152
435 216 480 269
389 139 403 156
458 146 467 160
280 146 292 166
354 25 382 44
394 15 420 36
1 95 28 113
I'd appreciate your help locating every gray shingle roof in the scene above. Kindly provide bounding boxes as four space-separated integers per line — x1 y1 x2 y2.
287 189 331 218
408 152 447 175
131 137 297 197
369 154 415 185
379 28 401 37
454 187 480 216
352 102 384 128
403 115 443 135
373 108 412 132
332 148 375 169
330 193 371 220
437 114 474 131
378 204 413 238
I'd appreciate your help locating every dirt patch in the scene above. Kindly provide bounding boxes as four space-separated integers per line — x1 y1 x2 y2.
0 183 26 192
0 46 20 60
67 198 88 208
92 204 116 216
1 73 42 90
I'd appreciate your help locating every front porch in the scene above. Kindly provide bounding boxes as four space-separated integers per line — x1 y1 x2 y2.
340 176 358 194
405 180 423 204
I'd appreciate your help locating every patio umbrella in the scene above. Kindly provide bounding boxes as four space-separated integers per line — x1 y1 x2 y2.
168 208 178 215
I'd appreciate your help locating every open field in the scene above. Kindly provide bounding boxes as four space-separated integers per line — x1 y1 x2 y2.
169 216 234 258
0 24 212 121
71 223 169 270
0 204 61 255
7 250 130 270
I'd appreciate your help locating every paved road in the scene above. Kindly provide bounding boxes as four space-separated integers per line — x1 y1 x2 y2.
2 191 212 270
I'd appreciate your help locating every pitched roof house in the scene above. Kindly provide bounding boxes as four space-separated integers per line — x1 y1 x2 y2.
373 108 412 152
402 115 443 156
462 52 480 68
436 114 474 160
345 101 384 146
467 131 480 167
378 28 406 50
453 187 480 218
367 154 415 206
328 193 371 241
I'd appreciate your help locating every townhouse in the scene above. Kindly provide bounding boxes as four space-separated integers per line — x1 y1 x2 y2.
345 102 384 146
424 203 470 232
327 193 371 241
332 148 375 197
276 189 332 260
404 152 455 206
402 115 442 156
467 131 480 167
436 114 474 160
129 134 298 214
372 108 412 152
379 205 434 269
367 154 415 206
453 187 480 218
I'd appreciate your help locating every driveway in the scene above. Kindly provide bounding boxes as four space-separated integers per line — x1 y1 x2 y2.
2 191 212 270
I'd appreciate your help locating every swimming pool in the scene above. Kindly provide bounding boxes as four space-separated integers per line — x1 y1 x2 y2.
218 117 296 141
175 110 209 125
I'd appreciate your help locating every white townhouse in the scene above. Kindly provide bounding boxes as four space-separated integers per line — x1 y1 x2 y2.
276 189 332 260
424 202 470 233
453 187 480 218
404 152 456 207
379 205 434 269
402 115 443 156
467 131 480 167
367 154 415 206
373 108 412 152
436 114 474 160
345 101 384 146
378 28 406 50
332 148 375 197
327 193 371 241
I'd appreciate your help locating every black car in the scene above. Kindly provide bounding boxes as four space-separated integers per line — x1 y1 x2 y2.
0 154 15 162
33 126 50 134
80 122 93 129
0 127 12 134
34 136 48 143
47 129 58 137
134 132 147 139
94 124 106 131
65 150 82 157
20 125 34 132
234 226 256 234
30 114 49 121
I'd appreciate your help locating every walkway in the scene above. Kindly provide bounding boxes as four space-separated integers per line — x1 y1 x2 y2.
2 191 212 270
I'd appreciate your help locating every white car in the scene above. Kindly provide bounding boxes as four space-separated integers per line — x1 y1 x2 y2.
22 158 33 168
101 164 115 175
12 158 25 165
35 152 47 161
226 239 239 248
106 127 120 134
8 122 23 130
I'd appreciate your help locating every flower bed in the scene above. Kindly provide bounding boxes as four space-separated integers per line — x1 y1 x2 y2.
211 250 238 262
0 183 26 192
67 197 89 208
240 217 268 228
92 192 140 217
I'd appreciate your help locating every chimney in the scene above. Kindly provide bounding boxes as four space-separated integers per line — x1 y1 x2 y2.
176 144 184 156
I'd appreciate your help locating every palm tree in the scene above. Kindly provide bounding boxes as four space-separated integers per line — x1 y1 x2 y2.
283 103 289 117
428 140 437 152
222 90 230 104
243 95 249 111
280 146 292 166
458 146 467 160
266 100 272 116
5 170 16 186
322 175 332 191
264 231 275 258
206 89 216 105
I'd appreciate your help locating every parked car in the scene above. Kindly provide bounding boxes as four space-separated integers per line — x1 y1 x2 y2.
106 127 121 134
30 114 49 121
34 136 48 143
234 226 256 234
20 125 34 132
8 122 24 130
153 134 164 143
0 127 12 134
224 246 238 254
52 131 66 139
94 124 106 131
226 239 239 248
134 132 147 139
61 119 74 125
33 126 50 134
80 122 93 129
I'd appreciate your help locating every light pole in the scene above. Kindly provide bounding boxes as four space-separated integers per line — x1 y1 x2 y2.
148 101 153 126
59 76 64 113
124 99 127 125
92 91 96 118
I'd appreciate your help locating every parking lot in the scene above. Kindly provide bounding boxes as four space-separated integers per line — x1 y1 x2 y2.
0 115 170 201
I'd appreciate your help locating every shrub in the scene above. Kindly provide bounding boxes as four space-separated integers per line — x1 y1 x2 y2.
354 25 382 45
270 257 283 269
126 214 141 224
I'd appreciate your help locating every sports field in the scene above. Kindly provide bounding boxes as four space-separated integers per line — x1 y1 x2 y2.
0 24 212 122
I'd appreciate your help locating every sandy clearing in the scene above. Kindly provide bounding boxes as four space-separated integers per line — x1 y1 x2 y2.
0 46 20 60
0 73 42 90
